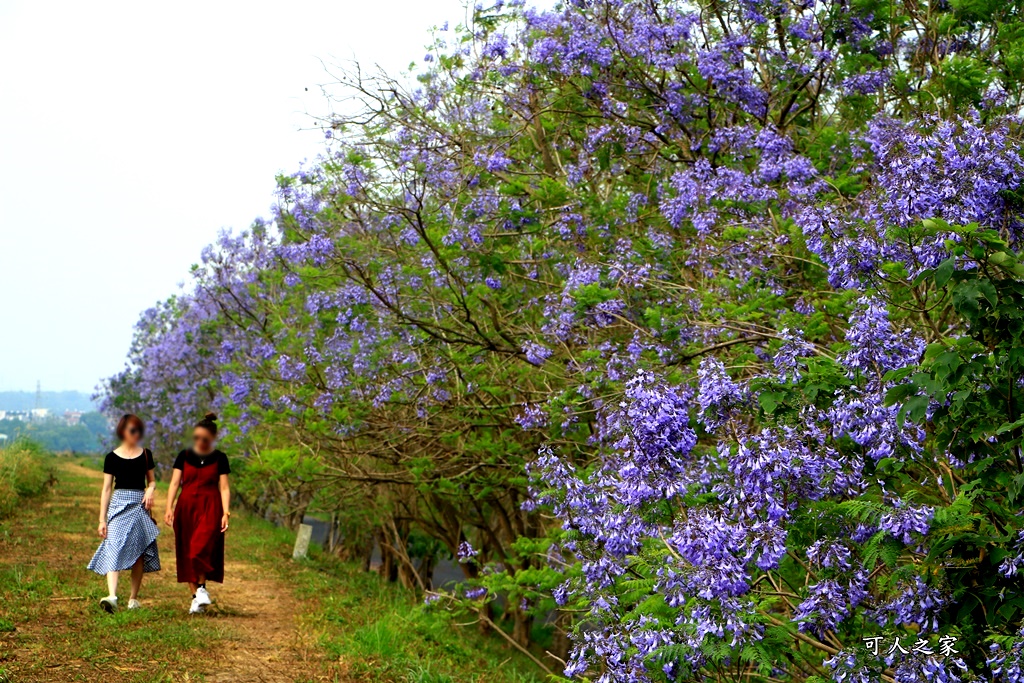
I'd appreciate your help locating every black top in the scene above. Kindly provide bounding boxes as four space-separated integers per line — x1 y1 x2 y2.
103 449 155 490
173 449 231 475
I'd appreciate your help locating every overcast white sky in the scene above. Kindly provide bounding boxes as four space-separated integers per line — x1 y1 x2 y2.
0 0 474 393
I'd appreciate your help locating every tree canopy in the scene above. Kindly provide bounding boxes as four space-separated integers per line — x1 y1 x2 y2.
103 0 1024 679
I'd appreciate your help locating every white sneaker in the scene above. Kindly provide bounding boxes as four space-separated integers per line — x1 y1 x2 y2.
100 596 118 613
127 599 141 610
195 586 212 606
189 597 206 614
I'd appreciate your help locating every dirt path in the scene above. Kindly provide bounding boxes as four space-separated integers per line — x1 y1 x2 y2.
0 462 334 682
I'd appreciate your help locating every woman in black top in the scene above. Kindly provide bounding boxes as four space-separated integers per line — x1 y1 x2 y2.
86 414 161 612
164 413 231 614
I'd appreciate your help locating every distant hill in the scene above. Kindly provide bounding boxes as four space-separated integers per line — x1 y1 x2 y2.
0 391 98 412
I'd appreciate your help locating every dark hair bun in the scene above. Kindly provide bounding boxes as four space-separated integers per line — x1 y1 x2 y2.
195 412 219 436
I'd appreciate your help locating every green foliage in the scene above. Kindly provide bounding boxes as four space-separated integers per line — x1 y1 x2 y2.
0 440 52 517
231 447 324 520
882 226 1024 647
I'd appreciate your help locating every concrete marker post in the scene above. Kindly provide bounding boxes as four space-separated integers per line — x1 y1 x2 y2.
293 523 313 560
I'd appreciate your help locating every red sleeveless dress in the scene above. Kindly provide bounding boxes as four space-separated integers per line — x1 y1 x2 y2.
172 450 228 584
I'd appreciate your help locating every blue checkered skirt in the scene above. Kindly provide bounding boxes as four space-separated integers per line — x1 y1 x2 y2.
87 489 161 575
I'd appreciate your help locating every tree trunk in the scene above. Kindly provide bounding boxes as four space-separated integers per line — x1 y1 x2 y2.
326 513 338 554
379 542 396 582
549 610 572 664
511 608 533 648
478 602 493 635
417 551 437 590
359 530 375 571
397 560 418 590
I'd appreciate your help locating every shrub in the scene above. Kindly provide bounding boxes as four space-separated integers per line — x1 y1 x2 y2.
0 440 52 517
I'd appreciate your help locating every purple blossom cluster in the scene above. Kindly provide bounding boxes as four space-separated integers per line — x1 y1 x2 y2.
879 500 934 545
1000 529 1024 577
989 626 1024 682
872 576 947 633
799 115 1024 288
696 358 744 431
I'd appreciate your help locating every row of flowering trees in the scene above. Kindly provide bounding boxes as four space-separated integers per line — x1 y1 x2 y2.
103 0 1024 679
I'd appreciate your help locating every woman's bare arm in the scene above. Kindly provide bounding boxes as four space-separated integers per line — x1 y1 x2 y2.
218 474 231 532
164 469 182 526
143 466 156 511
98 473 114 537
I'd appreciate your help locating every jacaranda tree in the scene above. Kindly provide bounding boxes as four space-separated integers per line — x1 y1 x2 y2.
103 0 1024 679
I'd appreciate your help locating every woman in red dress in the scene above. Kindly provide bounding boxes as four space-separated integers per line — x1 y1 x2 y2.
164 413 231 614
